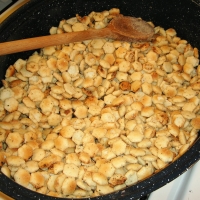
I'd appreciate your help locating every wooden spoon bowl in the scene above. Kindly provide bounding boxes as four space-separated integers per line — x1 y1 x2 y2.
108 15 154 42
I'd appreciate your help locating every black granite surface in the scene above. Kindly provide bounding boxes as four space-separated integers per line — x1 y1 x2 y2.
0 0 200 199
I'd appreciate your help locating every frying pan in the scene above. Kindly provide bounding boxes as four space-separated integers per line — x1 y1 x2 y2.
0 0 200 199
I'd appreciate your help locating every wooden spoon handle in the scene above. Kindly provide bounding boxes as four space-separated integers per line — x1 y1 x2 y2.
0 28 113 55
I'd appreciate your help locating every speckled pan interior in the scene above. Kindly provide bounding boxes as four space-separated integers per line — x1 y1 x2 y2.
0 0 200 199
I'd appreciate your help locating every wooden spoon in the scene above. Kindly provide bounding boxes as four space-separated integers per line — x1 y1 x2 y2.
0 15 154 55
